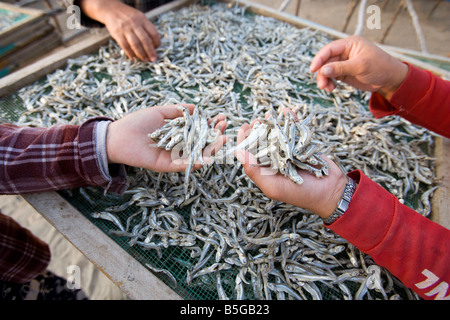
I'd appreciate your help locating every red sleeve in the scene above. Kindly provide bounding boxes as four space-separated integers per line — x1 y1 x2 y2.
327 170 450 300
369 63 450 139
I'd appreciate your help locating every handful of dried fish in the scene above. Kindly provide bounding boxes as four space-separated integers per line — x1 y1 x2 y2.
149 105 220 193
235 110 329 184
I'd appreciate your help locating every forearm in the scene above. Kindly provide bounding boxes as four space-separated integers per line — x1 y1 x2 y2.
370 63 450 138
327 170 450 300
77 0 123 25
0 118 128 194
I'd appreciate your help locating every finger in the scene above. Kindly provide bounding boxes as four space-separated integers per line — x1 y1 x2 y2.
152 103 196 119
237 123 251 144
250 118 262 128
114 36 136 60
319 59 354 80
205 113 227 134
125 31 148 61
282 108 297 120
134 27 157 62
313 55 338 89
214 120 227 134
209 113 226 126
324 81 336 92
309 38 348 73
316 73 328 90
143 21 161 48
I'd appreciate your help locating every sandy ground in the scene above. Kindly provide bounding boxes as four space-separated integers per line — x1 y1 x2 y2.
0 0 448 300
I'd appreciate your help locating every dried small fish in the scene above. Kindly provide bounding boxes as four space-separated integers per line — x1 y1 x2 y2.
235 110 329 183
11 3 430 301
149 105 219 193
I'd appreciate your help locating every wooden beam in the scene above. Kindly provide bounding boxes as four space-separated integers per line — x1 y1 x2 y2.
431 137 450 230
227 0 350 39
0 2 45 40
227 0 450 79
342 0 358 33
380 0 405 44
0 28 110 98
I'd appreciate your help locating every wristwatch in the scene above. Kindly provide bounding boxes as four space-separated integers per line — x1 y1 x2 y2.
323 177 357 225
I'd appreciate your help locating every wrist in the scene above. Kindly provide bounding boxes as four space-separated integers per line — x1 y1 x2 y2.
317 173 349 220
79 0 123 24
377 60 409 101
323 177 357 225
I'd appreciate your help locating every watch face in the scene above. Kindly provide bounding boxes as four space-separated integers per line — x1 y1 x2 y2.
338 199 350 213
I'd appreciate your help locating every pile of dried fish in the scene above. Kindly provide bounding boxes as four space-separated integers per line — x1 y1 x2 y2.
233 110 329 184
9 3 436 300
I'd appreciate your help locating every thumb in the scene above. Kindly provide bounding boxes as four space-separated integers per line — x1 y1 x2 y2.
235 149 258 173
235 149 278 185
320 60 354 79
235 149 263 182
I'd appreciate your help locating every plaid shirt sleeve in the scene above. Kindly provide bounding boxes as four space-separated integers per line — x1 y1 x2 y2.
0 213 51 283
0 117 128 283
0 117 128 195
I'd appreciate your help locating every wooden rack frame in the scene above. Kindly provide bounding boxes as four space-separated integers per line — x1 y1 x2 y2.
1 0 448 299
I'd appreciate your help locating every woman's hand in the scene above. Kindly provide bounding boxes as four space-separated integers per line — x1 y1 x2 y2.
79 0 161 62
106 104 227 172
310 35 408 100
234 119 348 219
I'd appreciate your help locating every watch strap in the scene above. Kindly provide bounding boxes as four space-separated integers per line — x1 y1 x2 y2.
323 177 357 225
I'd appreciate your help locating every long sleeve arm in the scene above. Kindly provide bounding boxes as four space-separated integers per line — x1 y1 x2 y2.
369 63 450 139
0 118 129 283
327 170 450 300
326 65 450 300
0 117 128 195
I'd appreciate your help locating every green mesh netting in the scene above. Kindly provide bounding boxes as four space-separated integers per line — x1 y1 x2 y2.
0 3 429 300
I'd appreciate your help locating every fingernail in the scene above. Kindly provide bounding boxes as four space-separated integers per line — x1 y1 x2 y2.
321 66 333 76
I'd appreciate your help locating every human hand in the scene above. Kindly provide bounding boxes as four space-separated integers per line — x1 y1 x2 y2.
106 104 227 172
80 0 161 62
234 118 348 219
310 35 408 100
